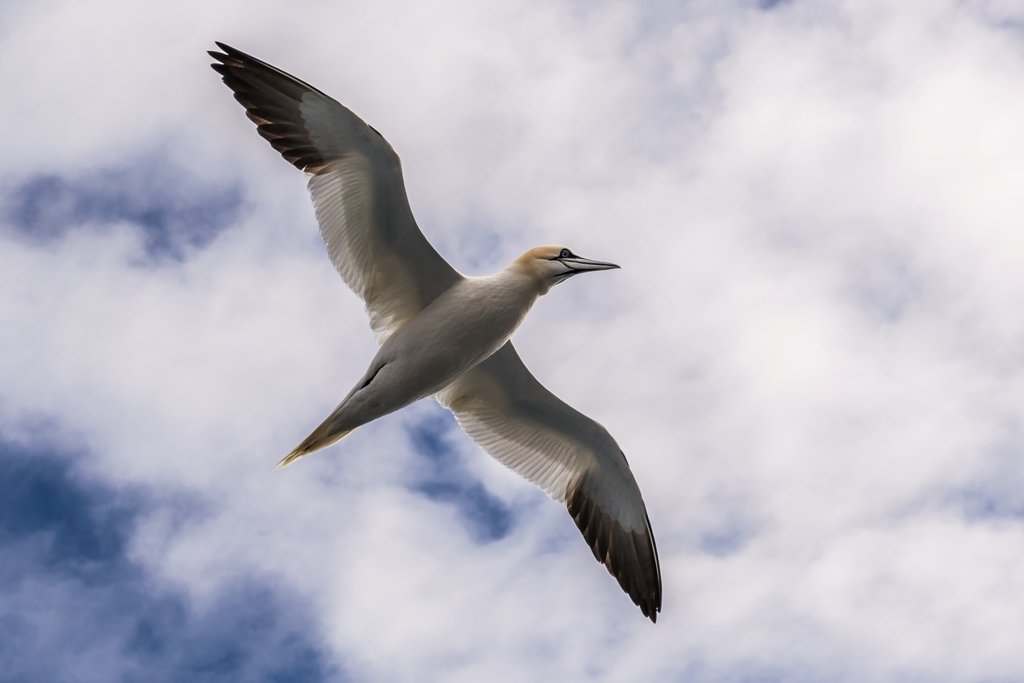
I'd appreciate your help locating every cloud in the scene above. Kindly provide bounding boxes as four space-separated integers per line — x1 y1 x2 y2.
3 160 242 260
2 0 1024 680
0 434 341 683
406 408 515 543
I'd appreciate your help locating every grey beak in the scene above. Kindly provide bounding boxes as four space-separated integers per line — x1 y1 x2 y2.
559 256 620 272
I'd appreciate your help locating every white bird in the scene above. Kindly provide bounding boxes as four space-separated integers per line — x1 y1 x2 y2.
210 42 662 621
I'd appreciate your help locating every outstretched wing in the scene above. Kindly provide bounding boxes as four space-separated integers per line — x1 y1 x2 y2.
436 343 662 621
210 42 461 341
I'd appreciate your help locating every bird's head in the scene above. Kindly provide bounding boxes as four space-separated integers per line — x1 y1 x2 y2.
513 245 620 293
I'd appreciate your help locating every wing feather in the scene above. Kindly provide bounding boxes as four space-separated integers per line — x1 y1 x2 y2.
437 343 662 621
210 42 461 341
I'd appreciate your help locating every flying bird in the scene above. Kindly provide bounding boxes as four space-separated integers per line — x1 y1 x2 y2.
209 42 662 621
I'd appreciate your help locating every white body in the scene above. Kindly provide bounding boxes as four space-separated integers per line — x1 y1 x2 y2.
325 270 539 438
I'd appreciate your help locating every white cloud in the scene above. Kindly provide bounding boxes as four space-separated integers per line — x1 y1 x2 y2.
3 0 1024 680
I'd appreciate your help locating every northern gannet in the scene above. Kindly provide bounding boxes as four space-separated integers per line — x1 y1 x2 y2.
209 42 662 622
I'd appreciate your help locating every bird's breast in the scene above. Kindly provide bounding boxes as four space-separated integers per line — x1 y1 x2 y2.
379 277 537 398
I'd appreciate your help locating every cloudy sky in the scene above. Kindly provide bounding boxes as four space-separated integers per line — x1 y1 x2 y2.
3 0 1024 680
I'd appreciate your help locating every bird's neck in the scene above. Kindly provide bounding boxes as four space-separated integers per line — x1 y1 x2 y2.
504 259 554 296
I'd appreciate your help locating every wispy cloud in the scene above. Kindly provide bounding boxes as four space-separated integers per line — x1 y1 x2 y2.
3 160 242 261
406 408 515 543
0 435 341 682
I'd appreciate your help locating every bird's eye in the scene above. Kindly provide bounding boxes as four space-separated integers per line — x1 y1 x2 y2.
559 248 572 258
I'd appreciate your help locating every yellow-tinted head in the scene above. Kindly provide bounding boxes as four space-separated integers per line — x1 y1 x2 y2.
512 245 619 292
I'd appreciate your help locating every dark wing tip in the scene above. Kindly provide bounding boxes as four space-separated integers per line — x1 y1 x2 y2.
567 473 663 623
210 41 248 62
208 42 243 68
207 42 330 173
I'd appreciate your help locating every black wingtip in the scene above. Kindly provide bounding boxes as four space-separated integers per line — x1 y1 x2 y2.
208 42 250 69
208 43 233 71
214 40 237 55
566 473 663 624
209 41 248 67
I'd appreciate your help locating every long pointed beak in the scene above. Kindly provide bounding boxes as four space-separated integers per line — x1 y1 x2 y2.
559 256 620 272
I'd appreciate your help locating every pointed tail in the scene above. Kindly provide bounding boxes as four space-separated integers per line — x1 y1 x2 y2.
276 423 354 469
277 359 389 469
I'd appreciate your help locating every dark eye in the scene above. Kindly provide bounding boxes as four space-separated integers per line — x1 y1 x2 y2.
559 248 572 258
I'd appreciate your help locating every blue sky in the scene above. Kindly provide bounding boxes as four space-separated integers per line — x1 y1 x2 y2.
1 436 340 682
2 0 1024 681
6 161 242 260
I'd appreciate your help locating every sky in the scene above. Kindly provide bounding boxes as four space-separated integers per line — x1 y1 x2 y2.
2 0 1024 680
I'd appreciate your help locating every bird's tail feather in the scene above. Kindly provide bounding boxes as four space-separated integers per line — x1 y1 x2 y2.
276 424 354 469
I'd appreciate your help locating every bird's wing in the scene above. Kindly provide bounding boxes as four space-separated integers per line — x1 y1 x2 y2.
435 342 662 621
210 42 461 342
